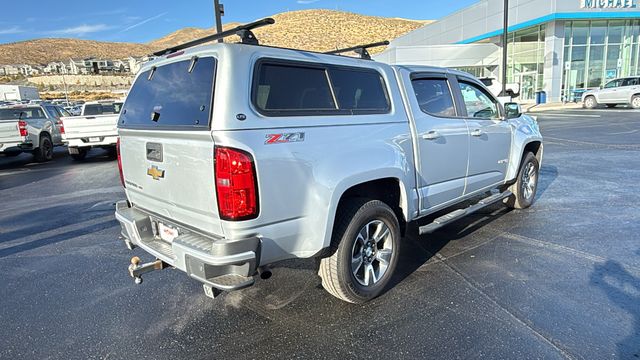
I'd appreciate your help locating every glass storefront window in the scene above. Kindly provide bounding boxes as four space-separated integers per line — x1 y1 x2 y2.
590 21 607 45
588 46 604 88
562 19 640 100
507 25 545 101
608 21 625 44
572 22 589 45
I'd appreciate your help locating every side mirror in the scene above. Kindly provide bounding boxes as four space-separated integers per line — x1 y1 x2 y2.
504 102 522 119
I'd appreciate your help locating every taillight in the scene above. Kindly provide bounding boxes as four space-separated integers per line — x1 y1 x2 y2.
18 120 28 137
116 138 125 188
56 119 65 134
214 146 259 221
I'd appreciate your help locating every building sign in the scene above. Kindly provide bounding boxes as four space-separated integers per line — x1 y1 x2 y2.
581 0 637 8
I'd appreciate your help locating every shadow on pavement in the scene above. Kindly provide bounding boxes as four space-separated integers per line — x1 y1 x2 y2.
537 164 558 199
590 258 640 359
0 218 117 259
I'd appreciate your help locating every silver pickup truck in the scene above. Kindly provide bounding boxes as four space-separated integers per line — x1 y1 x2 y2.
115 20 543 303
0 104 67 161
61 101 122 160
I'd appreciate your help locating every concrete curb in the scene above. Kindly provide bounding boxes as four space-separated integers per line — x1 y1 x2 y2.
524 102 583 113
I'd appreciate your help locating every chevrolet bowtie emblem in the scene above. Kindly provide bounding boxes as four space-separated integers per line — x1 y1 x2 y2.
147 165 165 180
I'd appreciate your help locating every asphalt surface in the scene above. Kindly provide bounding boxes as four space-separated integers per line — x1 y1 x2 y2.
1 108 639 359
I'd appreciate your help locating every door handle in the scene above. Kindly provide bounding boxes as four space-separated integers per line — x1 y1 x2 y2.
422 131 440 140
471 129 483 137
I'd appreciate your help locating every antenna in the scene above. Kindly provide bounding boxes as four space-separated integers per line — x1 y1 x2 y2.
324 41 390 60
153 18 275 56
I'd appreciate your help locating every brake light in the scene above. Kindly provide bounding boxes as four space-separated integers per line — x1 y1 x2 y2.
214 146 259 221
116 138 125 188
18 120 28 137
56 120 65 134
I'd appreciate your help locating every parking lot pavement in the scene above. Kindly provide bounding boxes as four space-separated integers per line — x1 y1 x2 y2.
0 109 639 359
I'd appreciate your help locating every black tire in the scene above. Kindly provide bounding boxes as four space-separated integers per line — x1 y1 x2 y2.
631 95 640 109
584 96 597 109
606 104 617 108
70 147 88 161
505 152 539 209
319 198 401 304
105 146 117 159
34 134 53 162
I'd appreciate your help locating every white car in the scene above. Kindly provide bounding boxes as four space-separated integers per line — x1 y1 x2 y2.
582 77 640 109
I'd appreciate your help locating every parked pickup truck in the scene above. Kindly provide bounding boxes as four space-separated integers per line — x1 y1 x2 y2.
115 22 543 303
0 104 67 161
60 101 122 160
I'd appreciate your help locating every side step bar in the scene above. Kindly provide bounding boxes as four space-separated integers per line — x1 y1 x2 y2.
419 191 512 235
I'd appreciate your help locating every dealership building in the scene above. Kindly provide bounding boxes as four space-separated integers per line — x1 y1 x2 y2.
375 0 640 102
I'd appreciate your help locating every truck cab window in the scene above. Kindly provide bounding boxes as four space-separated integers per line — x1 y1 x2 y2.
411 78 456 117
458 81 499 119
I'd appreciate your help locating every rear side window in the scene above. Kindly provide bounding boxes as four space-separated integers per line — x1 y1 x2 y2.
411 78 456 117
622 78 639 86
255 64 335 112
120 57 215 128
329 68 389 112
253 60 390 116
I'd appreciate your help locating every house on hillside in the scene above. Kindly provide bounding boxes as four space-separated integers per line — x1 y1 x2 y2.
0 65 20 76
43 62 67 75
127 55 153 74
112 59 130 73
16 64 41 76
68 58 116 75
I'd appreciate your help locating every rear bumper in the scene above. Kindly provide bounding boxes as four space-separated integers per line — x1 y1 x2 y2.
0 140 31 152
115 200 261 291
65 135 118 148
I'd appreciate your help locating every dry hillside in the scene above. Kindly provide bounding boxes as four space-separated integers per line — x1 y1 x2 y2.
0 10 430 66
0 39 153 65
150 10 431 54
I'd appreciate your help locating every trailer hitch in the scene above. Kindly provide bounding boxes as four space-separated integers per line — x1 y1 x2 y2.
128 256 166 284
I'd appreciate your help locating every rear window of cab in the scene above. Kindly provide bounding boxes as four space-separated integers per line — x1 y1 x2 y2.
119 57 216 128
252 60 391 116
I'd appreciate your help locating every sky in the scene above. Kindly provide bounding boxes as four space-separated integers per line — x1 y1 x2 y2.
0 0 479 44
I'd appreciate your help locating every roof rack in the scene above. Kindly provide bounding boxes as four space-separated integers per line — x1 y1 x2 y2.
153 18 275 56
324 41 390 60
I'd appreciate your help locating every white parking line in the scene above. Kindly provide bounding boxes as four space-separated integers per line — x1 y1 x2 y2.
536 113 601 118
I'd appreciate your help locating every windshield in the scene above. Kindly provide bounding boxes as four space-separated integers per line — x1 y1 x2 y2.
119 57 215 128
83 103 123 116
0 107 46 120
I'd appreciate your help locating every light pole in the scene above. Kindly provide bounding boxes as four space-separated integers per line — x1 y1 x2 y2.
213 0 224 43
501 0 509 97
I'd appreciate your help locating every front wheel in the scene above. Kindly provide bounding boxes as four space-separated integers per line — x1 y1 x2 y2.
584 96 597 109
505 152 539 209
631 95 640 109
319 199 400 304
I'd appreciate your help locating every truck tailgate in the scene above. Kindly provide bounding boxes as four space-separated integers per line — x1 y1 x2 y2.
62 114 118 140
0 120 23 144
119 128 224 237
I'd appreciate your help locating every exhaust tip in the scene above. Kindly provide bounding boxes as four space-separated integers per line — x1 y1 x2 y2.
258 266 272 280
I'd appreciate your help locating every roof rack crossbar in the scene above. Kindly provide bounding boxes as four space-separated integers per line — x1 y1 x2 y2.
153 18 275 56
324 41 390 60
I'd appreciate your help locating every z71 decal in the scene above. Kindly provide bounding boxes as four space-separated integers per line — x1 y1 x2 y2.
265 132 305 145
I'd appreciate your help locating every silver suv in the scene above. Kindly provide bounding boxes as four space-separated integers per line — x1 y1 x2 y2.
115 19 543 303
582 76 640 109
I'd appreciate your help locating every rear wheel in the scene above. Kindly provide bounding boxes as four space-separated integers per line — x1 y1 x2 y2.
69 147 88 161
34 134 53 162
319 198 400 304
631 95 640 109
584 96 597 109
505 152 539 209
